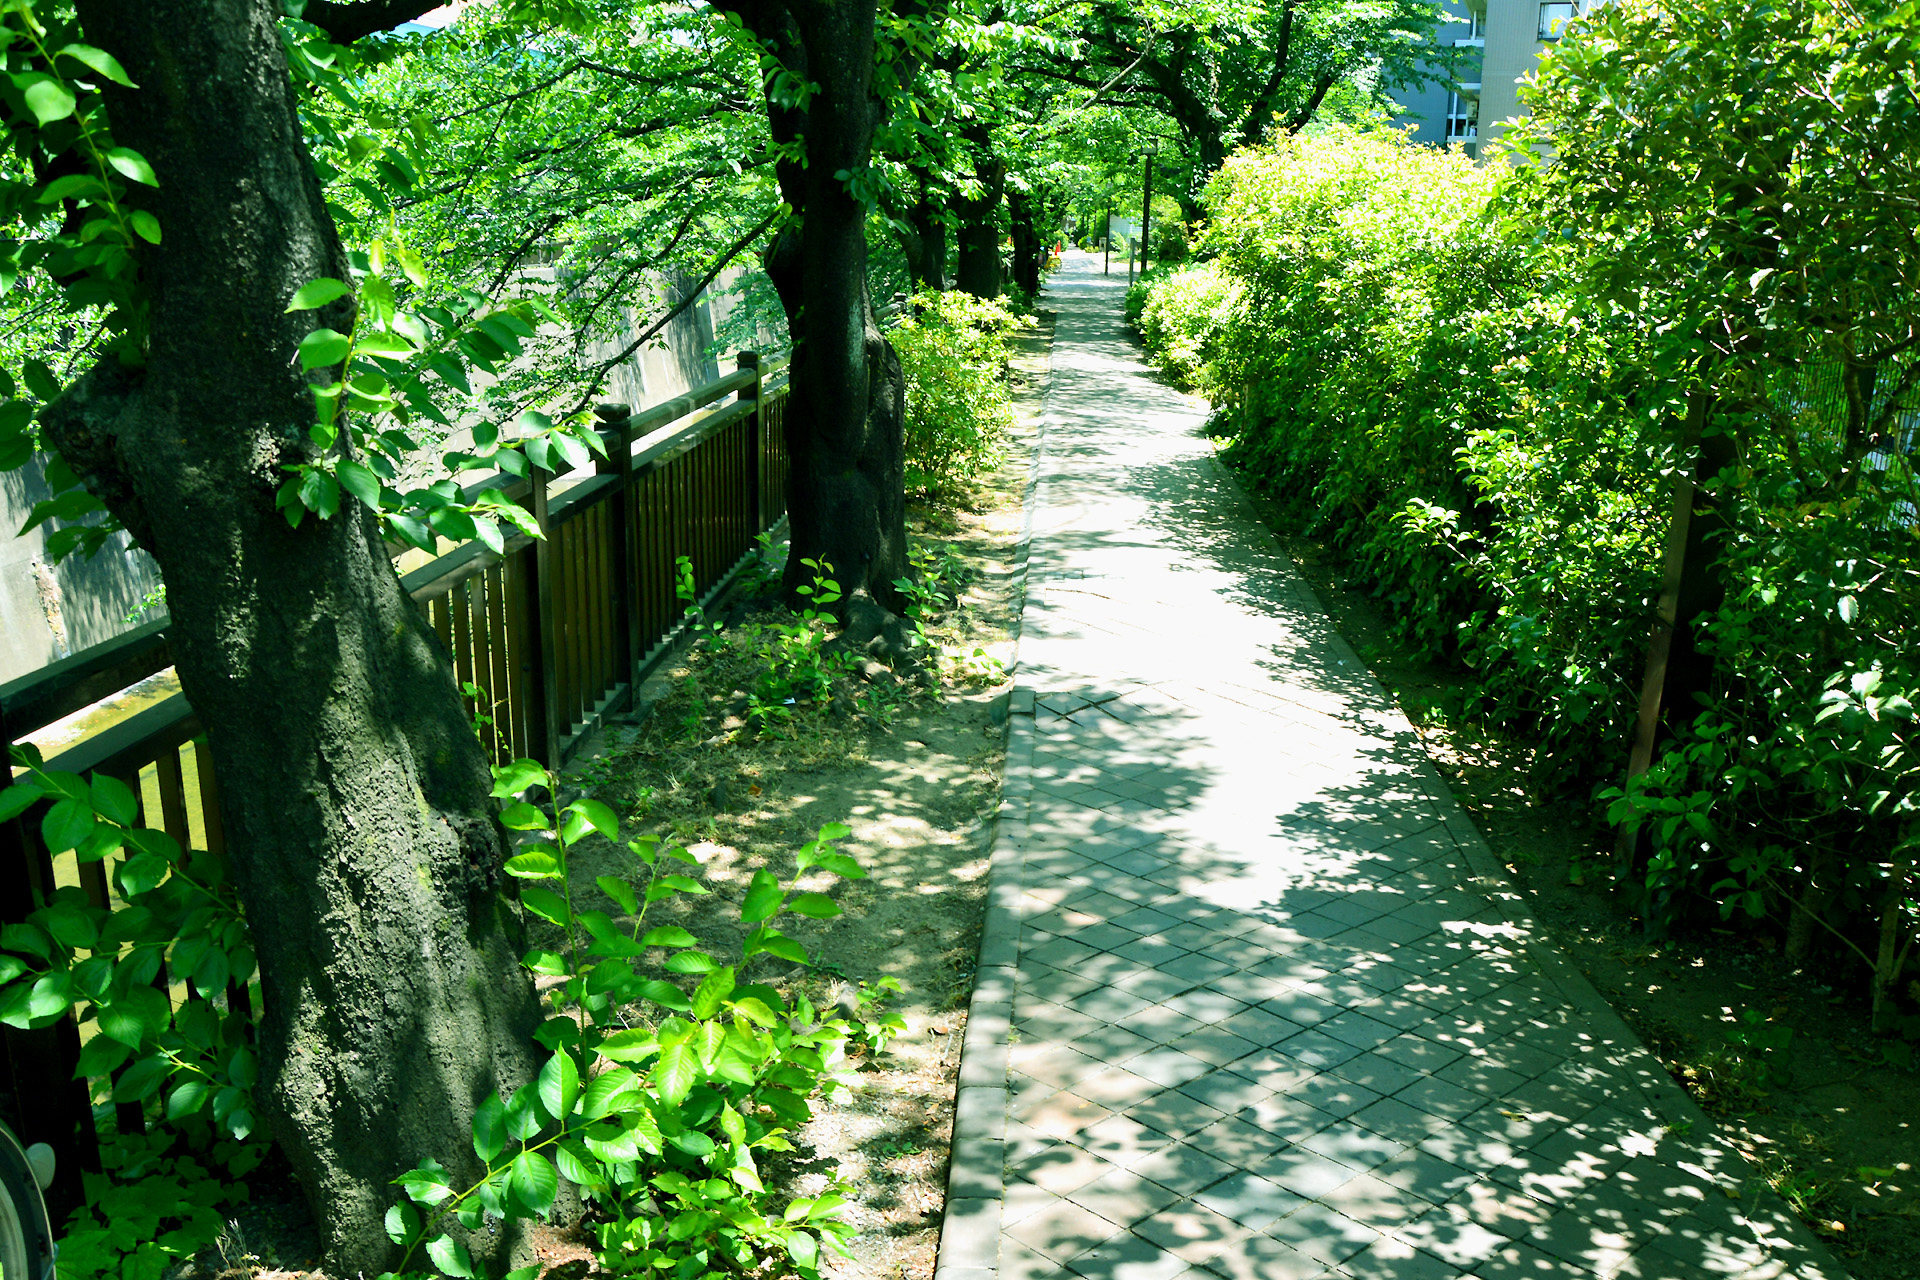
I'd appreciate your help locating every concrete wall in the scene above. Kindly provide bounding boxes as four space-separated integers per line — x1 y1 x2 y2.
0 457 164 684
0 264 786 687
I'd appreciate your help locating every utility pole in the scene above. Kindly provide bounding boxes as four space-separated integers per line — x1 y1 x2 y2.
1104 200 1111 275
1139 147 1154 277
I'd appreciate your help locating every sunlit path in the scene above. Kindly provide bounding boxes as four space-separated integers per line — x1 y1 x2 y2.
935 251 1844 1280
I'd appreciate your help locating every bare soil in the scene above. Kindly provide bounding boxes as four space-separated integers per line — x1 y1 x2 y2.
539 320 1048 1280
163 319 1051 1280
1273 528 1920 1280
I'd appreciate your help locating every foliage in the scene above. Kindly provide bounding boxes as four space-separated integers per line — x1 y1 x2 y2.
1130 262 1236 391
55 1127 264 1280
381 757 899 1280
1147 2 1920 1017
0 748 261 1140
892 288 1021 496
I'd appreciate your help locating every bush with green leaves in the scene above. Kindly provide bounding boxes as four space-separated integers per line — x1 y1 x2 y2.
1146 125 1667 788
1131 262 1235 392
892 289 1021 497
1143 4 1920 1019
381 757 901 1280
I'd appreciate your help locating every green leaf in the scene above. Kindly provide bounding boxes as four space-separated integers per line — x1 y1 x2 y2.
105 148 158 187
553 1139 598 1187
640 926 697 948
166 1078 211 1120
472 1094 508 1163
287 277 352 312
508 1150 558 1216
0 782 41 824
787 892 841 919
492 759 548 798
20 77 76 126
635 979 690 1012
384 1201 420 1245
22 359 60 403
425 1234 475 1278
569 798 619 843
690 966 736 1020
504 852 562 880
89 774 139 826
130 210 161 244
499 801 548 831
73 1032 130 1077
297 328 351 371
652 1041 697 1106
818 822 852 842
41 798 94 853
397 1161 454 1205
336 459 383 508
0 923 48 963
113 1055 170 1102
537 1051 579 1120
741 868 784 924
520 949 566 976
596 875 639 916
56 44 136 87
520 886 569 925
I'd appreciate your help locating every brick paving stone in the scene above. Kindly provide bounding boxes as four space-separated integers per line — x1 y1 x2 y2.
956 255 1842 1280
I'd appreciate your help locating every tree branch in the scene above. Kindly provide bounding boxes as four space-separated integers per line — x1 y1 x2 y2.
301 0 442 44
562 205 783 416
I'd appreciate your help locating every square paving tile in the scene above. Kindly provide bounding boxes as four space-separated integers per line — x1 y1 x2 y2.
1127 1089 1229 1140
1261 1201 1380 1267
1127 1139 1236 1194
1133 1200 1253 1265
1006 1197 1130 1263
1193 1171 1304 1232
1185 1115 1290 1166
1067 1167 1185 1228
1194 1231 1331 1280
1063 1230 1192 1280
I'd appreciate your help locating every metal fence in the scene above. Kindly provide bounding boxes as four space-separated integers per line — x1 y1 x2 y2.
0 353 790 1208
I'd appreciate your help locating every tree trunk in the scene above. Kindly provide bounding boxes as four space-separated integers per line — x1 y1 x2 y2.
47 2 542 1272
898 174 948 292
952 125 1004 300
1008 188 1041 298
732 0 909 624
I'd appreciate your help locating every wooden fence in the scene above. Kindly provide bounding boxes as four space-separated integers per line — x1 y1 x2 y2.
0 354 790 1212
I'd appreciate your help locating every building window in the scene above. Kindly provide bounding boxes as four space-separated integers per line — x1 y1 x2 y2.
1445 88 1480 141
1539 2 1576 38
1465 3 1486 39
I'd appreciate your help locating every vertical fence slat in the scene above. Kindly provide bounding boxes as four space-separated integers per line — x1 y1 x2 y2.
527 471 562 767
487 563 515 764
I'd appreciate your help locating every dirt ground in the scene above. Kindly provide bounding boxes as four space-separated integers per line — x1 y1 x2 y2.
510 317 1051 1280
162 319 1051 1280
1273 529 1920 1280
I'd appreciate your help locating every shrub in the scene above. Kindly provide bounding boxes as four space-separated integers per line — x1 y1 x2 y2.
1133 262 1236 392
891 289 1021 497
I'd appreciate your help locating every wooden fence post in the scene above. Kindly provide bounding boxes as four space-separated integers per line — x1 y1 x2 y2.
736 352 764 530
595 403 638 696
524 468 563 768
0 710 99 1221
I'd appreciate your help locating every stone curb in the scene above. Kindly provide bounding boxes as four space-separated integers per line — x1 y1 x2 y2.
934 303 1058 1280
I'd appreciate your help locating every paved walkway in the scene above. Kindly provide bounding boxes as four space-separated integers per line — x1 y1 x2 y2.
932 254 1842 1280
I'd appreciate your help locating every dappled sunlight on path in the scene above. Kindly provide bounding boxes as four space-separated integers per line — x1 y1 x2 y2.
938 252 1846 1280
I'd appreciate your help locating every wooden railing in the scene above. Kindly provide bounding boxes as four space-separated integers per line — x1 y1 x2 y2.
0 354 790 1206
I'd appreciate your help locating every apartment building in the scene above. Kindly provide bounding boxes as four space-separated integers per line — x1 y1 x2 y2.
1396 0 1596 156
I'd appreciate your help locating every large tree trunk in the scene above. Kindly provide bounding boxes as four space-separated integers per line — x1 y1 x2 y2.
730 0 909 625
1008 188 1042 298
952 124 1004 300
899 177 949 292
46 2 543 1272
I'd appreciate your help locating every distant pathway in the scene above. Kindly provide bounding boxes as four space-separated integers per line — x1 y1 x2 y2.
932 252 1843 1280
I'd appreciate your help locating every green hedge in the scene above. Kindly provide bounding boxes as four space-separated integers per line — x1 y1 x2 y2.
1139 88 1920 1005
